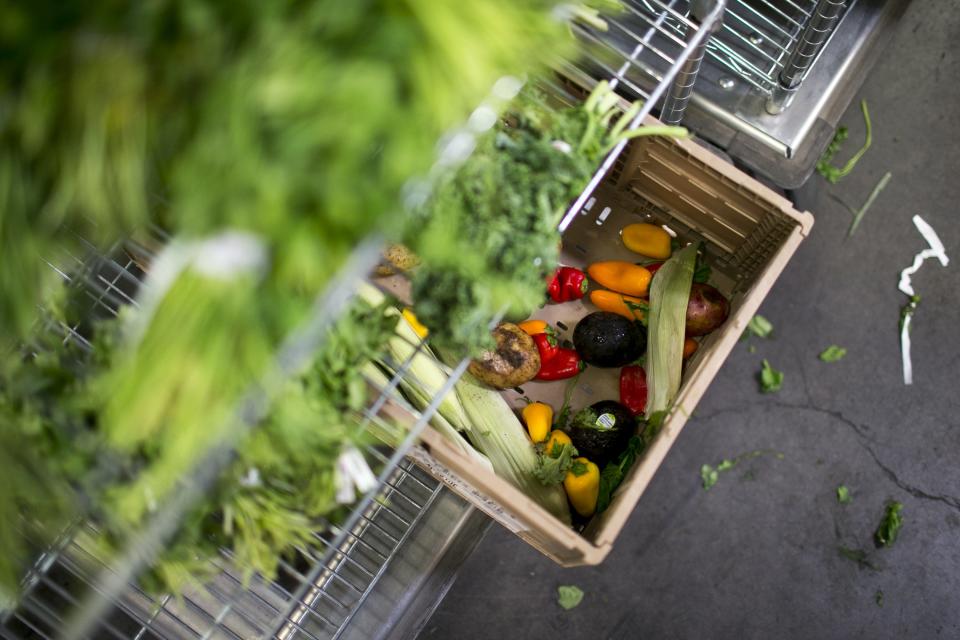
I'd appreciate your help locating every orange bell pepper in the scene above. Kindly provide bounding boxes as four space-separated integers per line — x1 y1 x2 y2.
517 319 549 336
587 261 652 297
589 290 647 322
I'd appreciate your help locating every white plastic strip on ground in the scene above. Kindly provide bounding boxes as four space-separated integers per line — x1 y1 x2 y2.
898 215 949 385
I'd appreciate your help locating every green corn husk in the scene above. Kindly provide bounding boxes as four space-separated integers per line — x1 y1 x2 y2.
454 372 571 524
645 244 697 419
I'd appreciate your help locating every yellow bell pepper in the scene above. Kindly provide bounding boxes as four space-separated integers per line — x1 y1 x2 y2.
522 401 553 443
402 308 429 339
564 457 600 517
621 223 672 259
543 430 572 457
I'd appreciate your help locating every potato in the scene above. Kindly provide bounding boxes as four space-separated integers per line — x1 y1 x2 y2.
468 323 540 389
374 243 420 276
685 283 730 336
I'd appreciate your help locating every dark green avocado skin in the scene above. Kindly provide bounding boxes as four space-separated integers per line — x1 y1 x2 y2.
568 400 636 465
572 311 645 367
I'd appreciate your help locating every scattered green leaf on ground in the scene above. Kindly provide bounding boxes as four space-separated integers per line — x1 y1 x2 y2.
748 345 756 354
817 100 872 183
759 359 783 393
837 485 851 504
700 464 720 490
875 589 884 607
557 585 584 610
820 346 847 362
847 172 892 237
701 450 783 490
818 127 849 175
875 501 903 547
744 315 774 339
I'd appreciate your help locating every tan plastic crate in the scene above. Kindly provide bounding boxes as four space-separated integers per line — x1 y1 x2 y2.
406 123 814 566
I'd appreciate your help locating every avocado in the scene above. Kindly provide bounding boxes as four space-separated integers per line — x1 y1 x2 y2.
572 311 645 368
568 400 637 465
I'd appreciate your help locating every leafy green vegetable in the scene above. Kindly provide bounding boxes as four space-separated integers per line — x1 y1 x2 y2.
641 411 668 445
596 436 644 513
700 464 719 490
554 375 581 430
745 315 774 339
847 172 892 237
817 100 872 183
759 359 784 393
820 346 847 362
535 443 578 485
410 82 688 356
557 585 584 610
817 127 849 175
875 501 903 547
645 244 698 418
701 450 783 490
837 485 852 504
693 243 712 284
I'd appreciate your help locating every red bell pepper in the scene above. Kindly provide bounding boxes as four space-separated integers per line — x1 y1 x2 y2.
536 348 583 380
532 331 560 363
547 266 588 303
619 365 648 416
644 262 664 275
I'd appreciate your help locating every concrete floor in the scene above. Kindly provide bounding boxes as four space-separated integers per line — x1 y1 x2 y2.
421 3 960 638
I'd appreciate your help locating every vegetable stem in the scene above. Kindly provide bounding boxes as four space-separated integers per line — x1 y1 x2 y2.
847 172 892 238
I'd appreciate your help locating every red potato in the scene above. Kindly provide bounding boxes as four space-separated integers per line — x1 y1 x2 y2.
685 283 729 336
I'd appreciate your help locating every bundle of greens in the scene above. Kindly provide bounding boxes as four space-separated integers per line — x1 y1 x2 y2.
408 82 687 356
134 295 402 593
1 286 403 598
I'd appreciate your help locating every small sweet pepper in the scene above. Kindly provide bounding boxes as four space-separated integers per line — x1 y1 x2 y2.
536 348 583 381
547 266 588 303
619 364 648 416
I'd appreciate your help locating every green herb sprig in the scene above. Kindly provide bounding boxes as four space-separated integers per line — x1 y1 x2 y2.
820 346 847 362
817 100 872 183
874 501 903 547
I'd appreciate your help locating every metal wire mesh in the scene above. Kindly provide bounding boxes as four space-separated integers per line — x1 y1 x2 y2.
0 236 452 640
558 0 726 230
673 0 848 95
3 461 441 640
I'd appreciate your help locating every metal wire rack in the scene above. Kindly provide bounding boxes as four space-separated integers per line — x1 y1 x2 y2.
5 461 443 640
3 236 453 640
632 0 850 96
558 0 726 230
